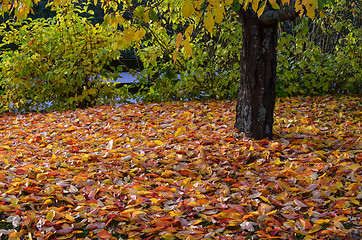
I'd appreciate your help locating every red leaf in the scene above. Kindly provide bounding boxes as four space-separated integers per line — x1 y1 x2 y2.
24 187 41 194
179 169 194 177
15 168 27 175
222 176 236 183
282 213 301 220
200 139 214 145
56 227 74 235
70 145 79 153
35 136 42 143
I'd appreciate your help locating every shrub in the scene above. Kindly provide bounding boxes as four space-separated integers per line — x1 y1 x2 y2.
276 0 361 97
0 2 122 112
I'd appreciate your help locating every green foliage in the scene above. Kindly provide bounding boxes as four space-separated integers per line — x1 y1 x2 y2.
277 2 361 97
120 6 242 103
0 2 122 112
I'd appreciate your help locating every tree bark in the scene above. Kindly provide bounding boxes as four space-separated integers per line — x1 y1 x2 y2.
234 7 278 140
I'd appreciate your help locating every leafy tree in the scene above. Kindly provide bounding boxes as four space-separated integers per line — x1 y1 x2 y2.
1 0 335 139
129 5 242 102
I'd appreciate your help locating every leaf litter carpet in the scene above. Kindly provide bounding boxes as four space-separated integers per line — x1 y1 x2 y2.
0 95 361 239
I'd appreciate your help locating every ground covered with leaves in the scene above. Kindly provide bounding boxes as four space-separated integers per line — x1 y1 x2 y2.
0 95 361 240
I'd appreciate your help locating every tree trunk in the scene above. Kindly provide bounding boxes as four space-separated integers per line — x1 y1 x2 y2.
235 7 278 140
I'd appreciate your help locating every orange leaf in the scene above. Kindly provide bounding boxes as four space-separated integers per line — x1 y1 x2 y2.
97 230 112 239
132 210 146 218
224 137 236 143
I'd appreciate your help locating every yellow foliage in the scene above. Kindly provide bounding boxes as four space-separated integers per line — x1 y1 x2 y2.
182 0 194 18
268 0 280 9
214 5 224 23
204 11 214 33
182 39 193 56
185 24 194 38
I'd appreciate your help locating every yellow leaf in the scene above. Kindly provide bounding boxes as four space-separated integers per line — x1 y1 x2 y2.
273 158 283 166
287 187 300 192
242 0 252 10
162 170 175 177
314 219 330 225
229 212 242 219
46 210 55 222
334 216 348 222
281 0 289 4
88 88 97 95
308 224 322 234
150 198 162 205
154 140 164 146
225 0 233 5
257 1 266 17
252 0 259 13
268 0 280 9
185 24 194 38
182 39 193 56
1 145 10 150
144 10 150 22
259 196 270 203
295 1 303 17
182 0 194 18
123 27 136 45
2 158 9 165
53 0 61 7
10 198 19 207
45 144 53 150
351 199 360 206
174 127 185 137
204 12 214 33
9 231 24 240
334 181 344 189
214 5 224 23
102 179 113 185
64 214 75 222
194 0 204 9
43 199 53 206
306 6 315 19
36 173 47 181
134 28 146 41
266 209 278 216
161 233 175 239
121 209 135 214
114 13 125 26
137 190 151 195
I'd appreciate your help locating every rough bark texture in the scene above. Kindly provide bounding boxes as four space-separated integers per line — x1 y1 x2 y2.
234 7 278 140
259 7 299 26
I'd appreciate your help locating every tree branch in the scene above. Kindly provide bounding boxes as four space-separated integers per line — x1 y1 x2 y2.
259 7 299 26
